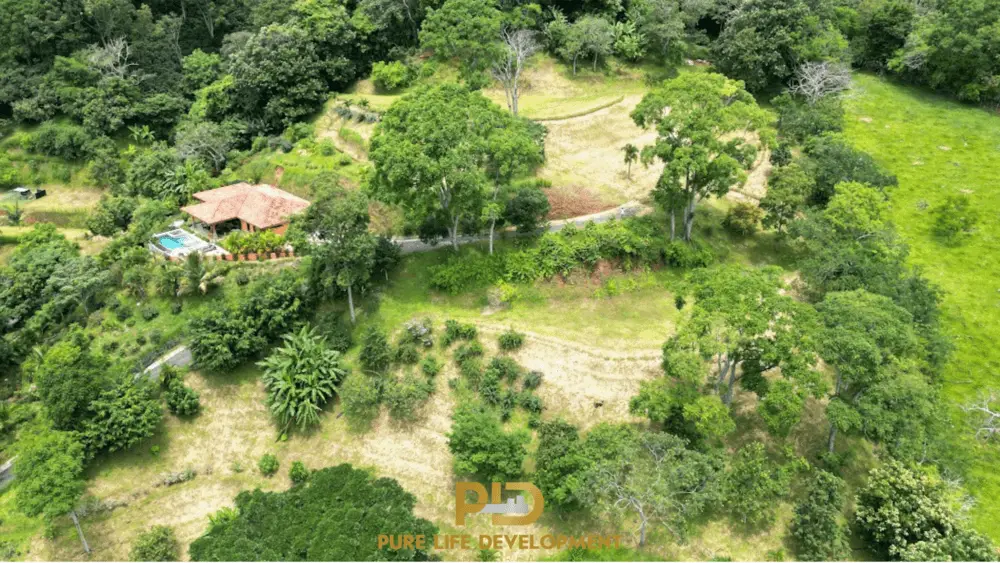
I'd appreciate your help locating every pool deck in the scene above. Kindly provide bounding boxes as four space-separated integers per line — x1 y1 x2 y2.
149 228 229 258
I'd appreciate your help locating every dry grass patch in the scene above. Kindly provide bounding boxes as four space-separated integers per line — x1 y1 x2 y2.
537 95 663 208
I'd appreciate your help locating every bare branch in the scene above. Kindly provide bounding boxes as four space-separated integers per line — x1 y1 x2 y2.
491 28 538 116
963 390 1000 441
789 61 852 105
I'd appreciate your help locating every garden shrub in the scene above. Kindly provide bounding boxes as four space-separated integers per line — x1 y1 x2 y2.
339 372 381 424
393 342 420 365
170 301 183 315
129 525 178 561
430 220 664 293
519 392 543 414
497 329 525 351
385 373 433 421
165 379 200 416
522 370 543 390
234 271 250 286
663 241 714 268
486 356 522 384
442 320 478 347
420 356 441 378
289 461 309 484
723 203 765 236
371 61 413 92
931 194 980 244
454 341 484 364
458 357 483 386
258 454 279 476
359 326 391 373
140 305 160 321
480 372 502 405
326 321 354 353
222 230 285 255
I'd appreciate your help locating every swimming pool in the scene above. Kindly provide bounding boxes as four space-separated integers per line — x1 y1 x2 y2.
159 236 185 250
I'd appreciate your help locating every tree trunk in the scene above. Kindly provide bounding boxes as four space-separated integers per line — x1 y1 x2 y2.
683 197 696 241
827 424 838 453
626 161 631 179
449 216 460 251
572 55 578 75
638 513 647 547
489 218 496 255
347 285 356 324
723 362 738 405
593 53 598 71
669 210 676 241
70 510 91 554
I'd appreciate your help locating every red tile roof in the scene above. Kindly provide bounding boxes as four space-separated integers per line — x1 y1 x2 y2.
181 183 310 229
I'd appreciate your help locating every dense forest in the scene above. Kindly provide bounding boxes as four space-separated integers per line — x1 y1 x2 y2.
2 0 1000 561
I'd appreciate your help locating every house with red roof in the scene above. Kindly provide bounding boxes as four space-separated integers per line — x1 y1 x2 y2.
181 183 310 239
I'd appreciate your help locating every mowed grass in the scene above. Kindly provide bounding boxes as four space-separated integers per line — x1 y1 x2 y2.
843 73 1000 538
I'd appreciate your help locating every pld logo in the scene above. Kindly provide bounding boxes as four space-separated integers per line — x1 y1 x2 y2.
455 482 544 526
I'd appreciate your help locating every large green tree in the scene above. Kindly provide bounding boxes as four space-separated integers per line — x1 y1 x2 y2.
368 84 542 250
584 430 722 545
419 0 502 86
713 0 848 92
15 429 91 553
189 464 437 561
817 289 916 453
298 189 378 323
856 460 997 561
30 327 109 431
671 265 821 408
790 470 850 561
632 72 772 241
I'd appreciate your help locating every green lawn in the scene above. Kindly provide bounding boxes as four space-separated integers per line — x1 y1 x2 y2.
844 73 1000 538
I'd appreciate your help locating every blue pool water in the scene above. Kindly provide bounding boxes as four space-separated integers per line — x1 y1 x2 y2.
159 236 185 250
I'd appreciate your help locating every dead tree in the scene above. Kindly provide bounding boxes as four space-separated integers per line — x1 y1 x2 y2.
491 28 538 116
963 390 1000 441
789 61 852 105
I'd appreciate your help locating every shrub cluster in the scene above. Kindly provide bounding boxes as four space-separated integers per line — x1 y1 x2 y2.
222 230 286 255
188 270 314 373
371 61 415 92
258 454 280 476
441 320 477 347
497 329 525 351
21 121 96 160
430 220 678 294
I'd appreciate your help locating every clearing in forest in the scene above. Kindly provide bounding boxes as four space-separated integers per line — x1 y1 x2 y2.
844 73 1000 539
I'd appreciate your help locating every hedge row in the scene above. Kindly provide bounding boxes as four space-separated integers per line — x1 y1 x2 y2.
429 219 713 294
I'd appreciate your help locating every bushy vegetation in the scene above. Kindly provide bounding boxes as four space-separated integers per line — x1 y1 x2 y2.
188 269 314 373
129 526 179 562
222 230 286 255
429 220 667 294
498 328 525 351
258 454 280 477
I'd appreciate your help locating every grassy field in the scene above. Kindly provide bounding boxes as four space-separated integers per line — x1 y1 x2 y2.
843 73 1000 538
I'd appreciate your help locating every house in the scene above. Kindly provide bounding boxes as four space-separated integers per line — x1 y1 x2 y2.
181 183 310 239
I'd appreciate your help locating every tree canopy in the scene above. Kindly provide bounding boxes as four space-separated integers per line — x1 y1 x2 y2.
189 464 437 561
